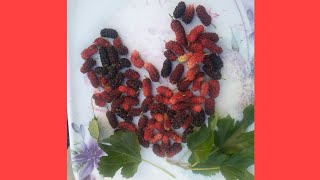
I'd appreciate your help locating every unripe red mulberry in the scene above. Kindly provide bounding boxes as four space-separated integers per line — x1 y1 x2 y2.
182 4 195 24
106 111 118 129
163 113 171 131
113 37 128 55
154 121 164 133
177 53 193 63
185 65 200 81
165 41 184 56
170 64 184 84
142 78 152 97
201 39 223 54
196 5 212 26
80 58 96 74
170 91 193 104
118 122 136 132
205 98 215 115
187 25 204 43
150 133 163 144
144 63 160 82
187 43 203 53
87 70 99 88
130 50 145 68
164 50 177 61
187 52 204 69
153 144 165 157
166 143 182 157
208 80 220 98
200 82 209 97
177 78 192 92
171 20 187 46
156 86 173 98
124 69 140 80
192 72 205 91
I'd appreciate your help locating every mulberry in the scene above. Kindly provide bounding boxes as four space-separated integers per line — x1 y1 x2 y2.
149 103 167 113
154 121 164 133
118 85 137 97
192 105 202 113
185 65 200 81
177 78 192 92
182 4 195 24
141 96 153 112
87 70 99 88
171 20 187 46
94 66 108 75
144 127 153 141
187 52 204 69
182 126 194 142
198 32 219 43
119 58 131 68
200 82 209 97
163 113 171 131
153 144 165 157
144 63 160 82
164 50 177 61
205 70 222 80
128 108 142 117
138 130 150 148
171 102 190 111
99 46 111 67
166 143 182 157
126 79 142 91
99 76 109 87
109 88 122 100
100 28 118 38
208 80 220 98
124 96 139 106
187 25 204 43
111 97 123 113
170 64 184 84
94 37 110 47
177 53 193 63
118 122 136 132
152 112 163 122
166 131 182 143
165 41 184 56
92 92 107 107
142 78 152 97
81 44 98 60
138 115 148 129
161 135 170 151
130 50 145 68
121 102 130 111
150 133 163 144
190 96 205 104
208 54 223 70
156 86 173 98
192 72 205 91
170 91 193 104
161 59 172 78
173 1 186 18
187 43 203 53
192 109 205 127
106 111 118 129
154 94 171 105
113 37 128 55
109 72 124 89
201 39 223 54
196 5 212 26
124 69 140 80
80 58 96 74
117 108 129 120
107 46 119 64
182 115 193 129
107 66 118 79
205 98 215 115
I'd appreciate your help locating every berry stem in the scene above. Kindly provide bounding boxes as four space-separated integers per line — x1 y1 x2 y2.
142 159 176 178
211 23 216 28
168 14 175 20
91 98 96 118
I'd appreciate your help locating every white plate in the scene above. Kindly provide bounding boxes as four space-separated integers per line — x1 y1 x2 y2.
67 0 254 179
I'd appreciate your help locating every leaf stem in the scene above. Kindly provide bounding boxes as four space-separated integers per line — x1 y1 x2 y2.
191 162 199 167
209 147 220 156
91 98 96 118
142 159 176 178
178 149 191 162
189 167 220 171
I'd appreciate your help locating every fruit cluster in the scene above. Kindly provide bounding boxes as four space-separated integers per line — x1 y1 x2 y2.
80 2 222 158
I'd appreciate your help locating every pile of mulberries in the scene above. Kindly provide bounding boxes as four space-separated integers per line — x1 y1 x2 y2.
80 2 224 158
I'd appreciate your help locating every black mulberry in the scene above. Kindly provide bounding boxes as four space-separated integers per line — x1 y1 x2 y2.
99 46 111 67
191 109 205 127
126 80 142 91
100 28 118 38
173 1 186 18
119 58 131 68
106 111 118 129
107 46 119 64
109 72 124 89
161 59 172 78
94 66 108 75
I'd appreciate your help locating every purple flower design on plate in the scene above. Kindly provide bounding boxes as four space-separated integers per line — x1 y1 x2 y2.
73 139 104 180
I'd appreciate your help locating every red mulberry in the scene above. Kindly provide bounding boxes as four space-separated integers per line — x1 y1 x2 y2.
177 78 192 92
163 113 171 131
171 20 187 46
166 131 182 143
113 37 128 55
161 135 170 151
124 69 140 80
111 97 123 113
154 94 171 105
156 86 173 98
94 37 110 47
171 102 190 111
187 52 204 69
121 102 130 111
153 144 165 157
170 64 184 84
161 59 172 78
92 92 107 107
165 41 184 56
124 96 139 106
81 44 98 60
200 81 209 97
87 70 99 88
107 46 119 64
192 72 205 91
80 58 96 74
142 78 152 97
138 130 150 148
164 50 177 61
150 133 163 144
201 39 223 54
196 5 212 26
173 1 186 18
177 53 193 63
198 32 219 43
208 80 220 98
152 113 164 122
100 28 118 38
192 109 205 127
190 96 205 104
138 115 148 129
166 143 182 157
187 25 204 43
126 79 142 91
154 121 164 133
187 43 203 53
99 76 109 87
118 122 136 132
130 50 145 68
192 105 202 113
205 98 215 115
149 103 167 113
170 91 193 104
182 115 193 129
128 108 142 117
141 96 153 112
106 111 118 129
118 85 137 97
144 63 160 82
185 65 200 81
182 4 195 24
